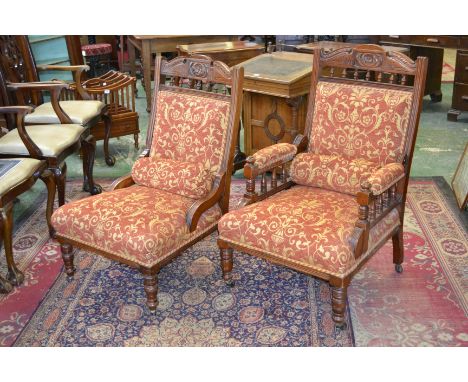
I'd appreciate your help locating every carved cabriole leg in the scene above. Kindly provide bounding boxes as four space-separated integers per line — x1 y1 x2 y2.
102 113 116 167
81 135 102 195
329 277 349 329
1 203 24 286
140 267 158 311
219 241 234 287
0 216 12 293
61 243 76 276
392 226 404 273
52 162 67 207
40 170 56 238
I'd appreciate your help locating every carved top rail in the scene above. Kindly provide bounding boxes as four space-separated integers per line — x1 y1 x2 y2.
160 54 233 86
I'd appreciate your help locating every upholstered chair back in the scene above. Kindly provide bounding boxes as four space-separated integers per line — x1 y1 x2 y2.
309 81 414 167
149 89 231 176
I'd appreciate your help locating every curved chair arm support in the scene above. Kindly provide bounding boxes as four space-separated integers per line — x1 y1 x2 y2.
37 64 91 100
7 81 73 124
110 174 135 190
0 106 42 158
186 174 226 233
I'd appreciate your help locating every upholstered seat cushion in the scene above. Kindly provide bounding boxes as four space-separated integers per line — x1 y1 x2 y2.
218 185 400 277
24 100 105 125
81 43 112 57
0 124 86 156
51 185 222 268
0 158 42 195
131 157 213 199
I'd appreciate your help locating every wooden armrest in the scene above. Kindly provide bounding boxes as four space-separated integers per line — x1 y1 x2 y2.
37 64 90 72
36 65 91 100
0 105 34 115
186 174 225 233
0 105 42 158
7 81 73 124
6 81 69 92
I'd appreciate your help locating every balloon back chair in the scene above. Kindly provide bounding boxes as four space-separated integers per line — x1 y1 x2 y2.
217 45 428 328
51 55 244 310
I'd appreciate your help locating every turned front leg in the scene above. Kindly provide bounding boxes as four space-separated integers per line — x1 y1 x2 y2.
141 267 159 311
61 243 76 276
330 277 350 329
219 242 234 287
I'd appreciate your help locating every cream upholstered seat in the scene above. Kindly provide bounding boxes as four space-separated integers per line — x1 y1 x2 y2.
0 158 43 195
0 124 86 156
24 100 105 125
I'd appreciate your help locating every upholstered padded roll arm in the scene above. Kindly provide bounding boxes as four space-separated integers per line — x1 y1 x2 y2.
7 81 73 124
364 163 405 195
36 65 91 100
244 135 307 177
109 149 150 191
0 106 42 157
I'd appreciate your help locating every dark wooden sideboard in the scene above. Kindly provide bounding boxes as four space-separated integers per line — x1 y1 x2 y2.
376 35 468 121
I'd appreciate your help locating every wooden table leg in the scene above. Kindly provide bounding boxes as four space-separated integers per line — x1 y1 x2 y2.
127 39 136 78
142 40 153 113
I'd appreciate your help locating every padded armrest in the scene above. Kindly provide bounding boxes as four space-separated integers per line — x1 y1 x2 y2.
246 143 297 174
365 163 405 195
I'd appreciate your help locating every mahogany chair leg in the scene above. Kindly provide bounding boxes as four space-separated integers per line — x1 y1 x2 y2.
219 243 234 287
52 162 67 207
330 278 349 329
81 135 102 195
102 112 116 167
1 203 24 286
61 243 76 276
134 133 139 149
0 274 13 293
392 226 404 273
40 169 56 238
140 267 158 311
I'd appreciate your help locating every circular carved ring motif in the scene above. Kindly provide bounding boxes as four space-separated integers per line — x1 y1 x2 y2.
263 111 286 143
189 62 208 78
355 52 383 68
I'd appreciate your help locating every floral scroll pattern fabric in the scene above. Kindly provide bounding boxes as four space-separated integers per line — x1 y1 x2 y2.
290 153 405 196
52 185 221 268
150 90 231 175
310 81 413 167
218 185 400 276
250 143 297 171
132 157 213 200
367 162 405 195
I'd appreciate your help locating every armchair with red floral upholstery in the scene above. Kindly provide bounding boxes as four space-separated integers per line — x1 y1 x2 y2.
218 45 428 328
51 55 244 310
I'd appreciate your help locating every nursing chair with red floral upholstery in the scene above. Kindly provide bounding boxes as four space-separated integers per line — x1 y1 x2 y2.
218 45 427 328
51 55 243 310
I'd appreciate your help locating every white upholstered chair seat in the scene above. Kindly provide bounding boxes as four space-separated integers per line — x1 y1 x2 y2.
0 158 42 195
24 100 105 125
0 124 86 156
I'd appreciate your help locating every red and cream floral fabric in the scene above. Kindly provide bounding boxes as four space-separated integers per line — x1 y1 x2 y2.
250 143 297 172
52 185 221 268
367 162 405 195
310 81 413 167
291 152 380 195
150 90 231 175
218 186 400 276
291 153 405 196
131 157 213 200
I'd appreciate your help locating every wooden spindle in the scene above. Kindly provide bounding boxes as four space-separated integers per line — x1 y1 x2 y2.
389 74 395 84
401 75 407 85
369 200 375 221
377 72 383 82
354 69 359 79
390 185 396 201
261 173 267 193
280 164 286 183
131 82 136 111
246 178 256 199
329 67 335 77
271 168 277 188
365 71 371 81
342 68 347 78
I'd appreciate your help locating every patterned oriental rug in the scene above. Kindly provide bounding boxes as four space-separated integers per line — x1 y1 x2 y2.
0 178 466 346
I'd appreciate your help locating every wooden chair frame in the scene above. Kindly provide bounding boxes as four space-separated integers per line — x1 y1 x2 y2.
55 55 244 310
218 45 428 328
0 35 111 190
0 106 56 293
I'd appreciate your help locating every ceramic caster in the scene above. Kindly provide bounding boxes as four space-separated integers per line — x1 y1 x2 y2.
395 264 403 273
105 155 116 167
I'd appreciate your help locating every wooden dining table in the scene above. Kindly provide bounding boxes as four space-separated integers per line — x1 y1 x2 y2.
127 35 238 111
